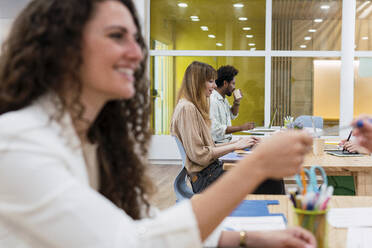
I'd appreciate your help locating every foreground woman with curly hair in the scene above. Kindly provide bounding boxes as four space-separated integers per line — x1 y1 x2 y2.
0 0 315 247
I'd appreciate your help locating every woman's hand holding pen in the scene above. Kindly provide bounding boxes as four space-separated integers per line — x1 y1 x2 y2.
339 140 369 154
240 130 313 180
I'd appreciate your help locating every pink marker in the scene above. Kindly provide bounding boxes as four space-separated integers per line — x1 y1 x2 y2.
320 197 330 210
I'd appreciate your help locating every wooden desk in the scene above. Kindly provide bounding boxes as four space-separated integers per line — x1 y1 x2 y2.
304 153 372 195
245 195 372 248
224 153 372 196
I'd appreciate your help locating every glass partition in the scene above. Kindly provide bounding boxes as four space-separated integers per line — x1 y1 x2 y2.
150 0 266 50
355 0 372 50
271 57 340 132
272 0 342 51
150 56 265 134
354 58 372 115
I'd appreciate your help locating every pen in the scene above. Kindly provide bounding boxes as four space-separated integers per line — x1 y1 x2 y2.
342 130 352 153
288 188 297 208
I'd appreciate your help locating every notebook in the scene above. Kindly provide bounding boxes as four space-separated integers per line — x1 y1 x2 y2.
327 150 364 157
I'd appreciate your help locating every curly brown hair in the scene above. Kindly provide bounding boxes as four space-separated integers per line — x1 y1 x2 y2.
0 0 152 219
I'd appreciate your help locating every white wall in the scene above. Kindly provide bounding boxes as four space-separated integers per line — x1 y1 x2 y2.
148 135 181 165
0 19 12 46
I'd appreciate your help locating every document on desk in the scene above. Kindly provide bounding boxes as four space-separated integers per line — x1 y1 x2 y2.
347 227 372 248
328 208 372 228
221 216 286 231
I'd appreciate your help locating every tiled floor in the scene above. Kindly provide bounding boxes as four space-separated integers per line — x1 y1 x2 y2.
146 164 301 210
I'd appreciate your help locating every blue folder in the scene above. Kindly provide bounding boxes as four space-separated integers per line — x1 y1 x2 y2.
219 152 243 162
229 200 287 223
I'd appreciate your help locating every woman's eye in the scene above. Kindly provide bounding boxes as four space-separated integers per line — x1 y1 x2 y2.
109 32 123 39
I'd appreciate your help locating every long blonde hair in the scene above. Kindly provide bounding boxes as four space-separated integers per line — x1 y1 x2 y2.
177 61 217 125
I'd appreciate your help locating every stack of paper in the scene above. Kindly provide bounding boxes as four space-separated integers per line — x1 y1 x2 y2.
328 208 372 228
346 228 372 248
328 208 372 248
221 216 286 231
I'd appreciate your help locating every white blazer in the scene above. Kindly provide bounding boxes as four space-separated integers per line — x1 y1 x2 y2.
0 94 206 248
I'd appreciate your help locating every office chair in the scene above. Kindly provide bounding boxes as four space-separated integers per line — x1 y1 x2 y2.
294 115 324 129
173 136 194 202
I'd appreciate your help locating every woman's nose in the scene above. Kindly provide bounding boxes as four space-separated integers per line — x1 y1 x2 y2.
126 39 143 62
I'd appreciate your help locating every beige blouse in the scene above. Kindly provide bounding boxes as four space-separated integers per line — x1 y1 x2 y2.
171 98 218 173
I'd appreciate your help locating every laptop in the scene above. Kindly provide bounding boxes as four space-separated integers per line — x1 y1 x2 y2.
251 108 278 132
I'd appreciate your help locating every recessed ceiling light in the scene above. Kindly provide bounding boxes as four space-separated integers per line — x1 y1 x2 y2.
191 18 200 22
190 16 198 19
242 27 251 31
300 45 307 48
304 36 312 40
233 3 244 8
200 26 208 31
314 18 323 23
246 34 254 38
248 43 255 46
362 36 369 40
321 5 330 9
308 29 317 32
208 34 216 38
238 17 248 21
216 43 223 47
177 3 188 8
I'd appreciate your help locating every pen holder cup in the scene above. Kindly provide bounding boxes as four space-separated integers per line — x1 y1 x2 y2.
293 208 328 248
313 138 325 156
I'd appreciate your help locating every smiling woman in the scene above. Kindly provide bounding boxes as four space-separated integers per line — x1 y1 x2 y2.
0 0 315 248
80 1 143 109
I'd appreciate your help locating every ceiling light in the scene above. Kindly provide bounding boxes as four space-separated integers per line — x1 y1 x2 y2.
321 5 330 10
357 1 370 13
233 3 244 8
308 29 317 32
238 17 248 21
200 26 208 31
208 34 216 38
191 18 200 22
242 27 251 31
304 36 312 40
177 3 188 7
300 45 307 48
246 34 254 38
314 18 323 23
190 16 198 19
360 4 372 19
216 43 223 47
362 36 369 40
248 43 255 46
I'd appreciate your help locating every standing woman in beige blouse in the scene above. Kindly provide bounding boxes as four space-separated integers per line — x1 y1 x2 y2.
171 61 258 193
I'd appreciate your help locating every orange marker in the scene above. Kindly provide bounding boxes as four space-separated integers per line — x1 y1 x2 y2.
300 168 307 194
